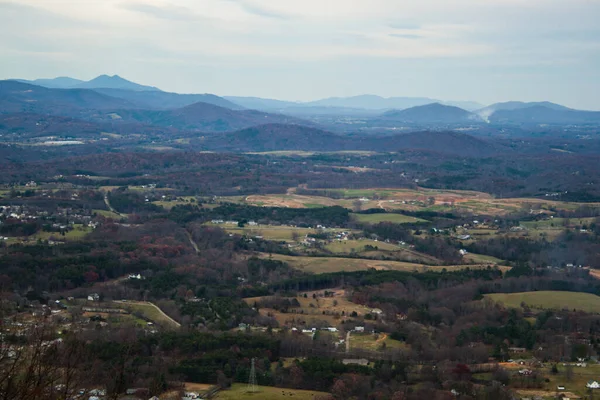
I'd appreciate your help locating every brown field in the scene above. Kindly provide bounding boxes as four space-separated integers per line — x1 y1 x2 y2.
184 383 215 392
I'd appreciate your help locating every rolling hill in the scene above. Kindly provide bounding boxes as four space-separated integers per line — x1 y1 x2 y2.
110 101 304 132
200 123 504 156
373 130 504 156
14 77 84 89
0 80 135 116
381 103 479 124
202 124 350 151
489 105 600 125
225 95 485 114
93 88 243 110
74 74 160 91
14 75 160 91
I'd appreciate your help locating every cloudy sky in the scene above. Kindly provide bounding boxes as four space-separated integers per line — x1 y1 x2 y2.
1 0 599 109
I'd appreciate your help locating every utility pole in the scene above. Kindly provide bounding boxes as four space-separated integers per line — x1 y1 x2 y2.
247 357 258 393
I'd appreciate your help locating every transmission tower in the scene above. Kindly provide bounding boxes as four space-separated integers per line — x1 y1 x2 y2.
247 357 258 393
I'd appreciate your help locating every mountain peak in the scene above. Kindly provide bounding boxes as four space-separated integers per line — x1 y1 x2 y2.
382 103 478 123
78 75 160 91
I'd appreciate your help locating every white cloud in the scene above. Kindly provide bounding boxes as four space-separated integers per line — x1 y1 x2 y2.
0 0 599 107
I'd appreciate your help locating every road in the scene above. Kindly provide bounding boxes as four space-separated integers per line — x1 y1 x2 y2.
103 192 120 215
185 230 200 254
346 331 351 352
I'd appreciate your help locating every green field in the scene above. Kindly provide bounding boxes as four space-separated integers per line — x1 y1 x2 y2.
218 223 351 242
216 384 327 400
521 217 596 230
266 253 502 274
486 291 600 313
324 239 400 254
28 224 93 242
113 301 180 330
349 332 407 352
352 213 426 224
463 253 504 265
93 209 123 219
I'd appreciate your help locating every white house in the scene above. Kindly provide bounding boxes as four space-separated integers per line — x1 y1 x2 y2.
587 380 600 389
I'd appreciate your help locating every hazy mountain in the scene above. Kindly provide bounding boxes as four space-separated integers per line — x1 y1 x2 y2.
75 75 160 91
381 103 479 124
12 75 159 91
0 80 135 116
306 95 437 110
476 101 571 121
94 88 243 110
444 100 486 111
14 77 84 89
489 105 600 125
224 96 300 110
111 101 305 132
267 106 383 117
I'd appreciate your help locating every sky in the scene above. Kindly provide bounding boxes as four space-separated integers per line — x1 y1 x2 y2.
1 0 599 109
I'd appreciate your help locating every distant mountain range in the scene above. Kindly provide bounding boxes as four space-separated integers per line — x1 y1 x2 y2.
15 74 160 91
225 94 485 114
2 75 600 140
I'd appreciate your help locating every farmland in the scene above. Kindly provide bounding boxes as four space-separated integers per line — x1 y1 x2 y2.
265 253 507 274
245 289 372 327
225 187 600 217
216 384 328 400
486 291 600 313
349 332 407 352
351 212 426 224
112 301 181 330
215 223 351 242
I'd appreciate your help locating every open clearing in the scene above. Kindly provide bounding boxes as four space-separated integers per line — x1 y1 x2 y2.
324 239 399 253
349 332 407 352
93 209 123 219
266 253 508 274
486 291 600 313
217 223 351 242
223 187 600 217
245 289 370 327
112 301 180 329
351 213 426 224
216 384 327 400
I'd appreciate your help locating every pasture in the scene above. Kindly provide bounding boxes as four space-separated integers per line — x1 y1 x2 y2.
485 291 600 313
265 253 507 274
245 289 370 327
351 213 427 224
349 332 407 352
216 384 328 399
